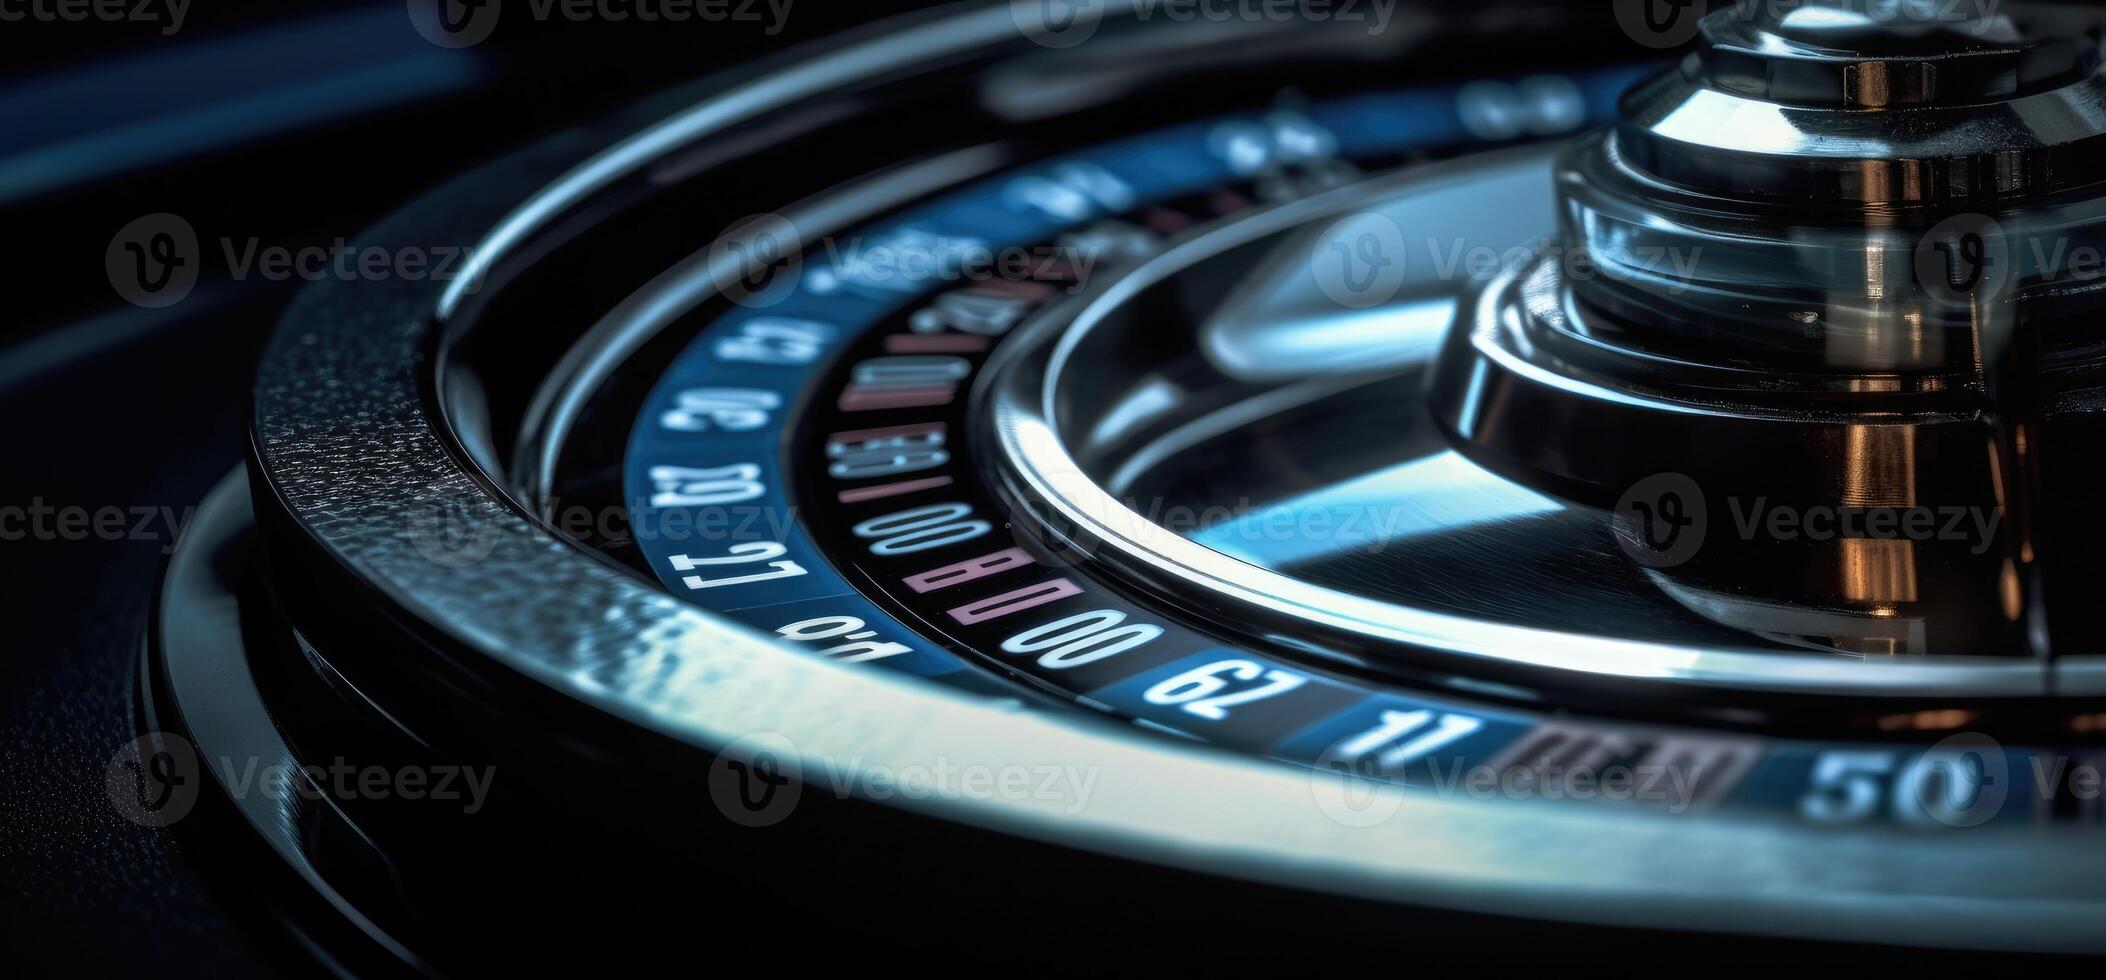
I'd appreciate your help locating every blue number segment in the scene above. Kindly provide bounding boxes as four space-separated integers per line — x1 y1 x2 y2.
1276 695 1524 788
1087 649 1361 747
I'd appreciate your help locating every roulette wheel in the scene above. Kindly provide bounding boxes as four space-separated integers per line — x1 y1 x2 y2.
20 0 2106 971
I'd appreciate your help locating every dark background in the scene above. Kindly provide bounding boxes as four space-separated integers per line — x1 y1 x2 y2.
0 2 932 972
0 1 2078 972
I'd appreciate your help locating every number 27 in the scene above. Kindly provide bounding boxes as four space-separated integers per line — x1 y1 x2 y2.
669 542 806 591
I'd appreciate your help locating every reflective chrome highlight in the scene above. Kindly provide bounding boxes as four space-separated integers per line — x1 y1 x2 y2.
983 150 2054 695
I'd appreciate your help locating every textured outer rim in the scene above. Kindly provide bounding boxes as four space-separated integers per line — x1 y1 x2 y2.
245 0 2106 952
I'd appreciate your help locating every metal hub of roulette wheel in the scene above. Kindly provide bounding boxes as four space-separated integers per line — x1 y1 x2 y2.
133 0 2106 968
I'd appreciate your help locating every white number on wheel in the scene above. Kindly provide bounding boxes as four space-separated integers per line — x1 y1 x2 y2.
1000 609 1161 670
649 463 765 508
776 615 912 664
660 388 779 433
1800 751 1895 824
1331 709 1483 773
668 542 805 591
1143 659 1305 721
852 502 989 556
715 318 831 365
